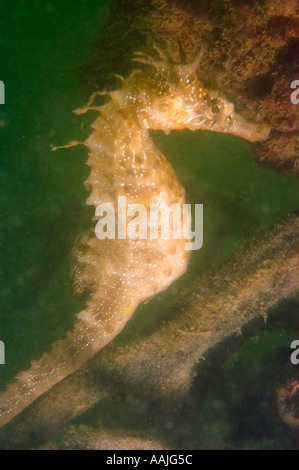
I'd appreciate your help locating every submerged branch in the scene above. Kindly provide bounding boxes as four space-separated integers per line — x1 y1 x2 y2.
0 213 298 449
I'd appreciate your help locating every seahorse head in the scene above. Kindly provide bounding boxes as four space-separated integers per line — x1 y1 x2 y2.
133 48 270 142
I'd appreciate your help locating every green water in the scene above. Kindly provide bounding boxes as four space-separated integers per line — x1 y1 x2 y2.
0 0 298 449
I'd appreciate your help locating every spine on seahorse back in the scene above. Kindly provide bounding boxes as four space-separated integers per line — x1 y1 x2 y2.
0 48 270 427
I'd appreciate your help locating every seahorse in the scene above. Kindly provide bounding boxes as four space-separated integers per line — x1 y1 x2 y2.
0 47 270 427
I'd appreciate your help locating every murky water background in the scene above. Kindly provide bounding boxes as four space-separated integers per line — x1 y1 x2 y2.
0 0 298 449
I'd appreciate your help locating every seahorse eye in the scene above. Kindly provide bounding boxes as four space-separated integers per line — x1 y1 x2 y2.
209 98 220 114
212 105 220 114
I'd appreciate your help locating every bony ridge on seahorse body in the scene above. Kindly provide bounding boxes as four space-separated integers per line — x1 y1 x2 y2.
0 47 270 427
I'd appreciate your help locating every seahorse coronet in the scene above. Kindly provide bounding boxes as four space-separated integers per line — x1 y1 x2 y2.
0 46 270 428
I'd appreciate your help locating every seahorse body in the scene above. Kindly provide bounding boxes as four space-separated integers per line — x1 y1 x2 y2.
0 48 270 427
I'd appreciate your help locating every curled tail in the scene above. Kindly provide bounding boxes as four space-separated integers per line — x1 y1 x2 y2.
0 234 126 426
0 227 189 427
0 311 108 428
